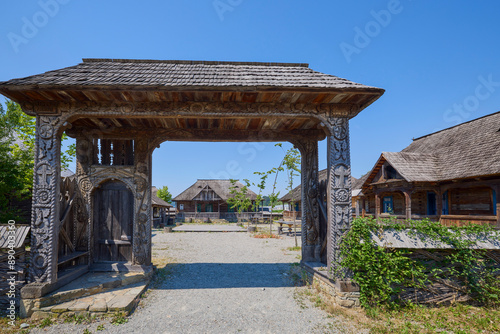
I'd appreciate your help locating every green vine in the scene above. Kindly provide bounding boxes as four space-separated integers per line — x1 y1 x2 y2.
337 217 500 309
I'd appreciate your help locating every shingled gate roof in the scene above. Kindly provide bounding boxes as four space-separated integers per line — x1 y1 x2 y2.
173 179 258 201
0 59 381 90
363 111 500 187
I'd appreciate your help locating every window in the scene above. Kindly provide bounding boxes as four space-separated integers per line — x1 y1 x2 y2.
206 204 213 212
179 204 184 211
197 203 202 212
385 165 398 180
383 196 393 213
153 207 160 218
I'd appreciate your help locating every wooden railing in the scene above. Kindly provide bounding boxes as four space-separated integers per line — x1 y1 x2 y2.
439 215 499 227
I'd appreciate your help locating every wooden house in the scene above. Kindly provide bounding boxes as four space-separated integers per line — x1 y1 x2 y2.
173 179 258 222
280 169 362 219
358 111 500 227
151 187 176 227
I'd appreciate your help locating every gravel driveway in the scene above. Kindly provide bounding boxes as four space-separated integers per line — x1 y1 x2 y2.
29 229 343 334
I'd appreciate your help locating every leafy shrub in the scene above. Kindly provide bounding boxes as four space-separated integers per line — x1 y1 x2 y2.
337 217 500 308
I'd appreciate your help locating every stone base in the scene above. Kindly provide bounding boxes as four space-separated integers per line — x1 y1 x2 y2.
302 262 360 308
20 270 152 318
302 245 322 262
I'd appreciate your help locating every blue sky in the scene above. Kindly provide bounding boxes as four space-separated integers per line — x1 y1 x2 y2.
1 1 500 197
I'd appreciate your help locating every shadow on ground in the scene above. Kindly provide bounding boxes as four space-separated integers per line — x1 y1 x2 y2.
153 262 309 290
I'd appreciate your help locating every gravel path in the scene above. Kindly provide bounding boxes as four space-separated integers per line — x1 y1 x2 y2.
29 230 344 334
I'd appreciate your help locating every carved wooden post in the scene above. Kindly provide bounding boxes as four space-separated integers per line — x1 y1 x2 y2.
325 117 352 277
31 116 61 283
403 191 412 220
74 136 93 262
132 138 152 266
375 193 380 219
295 139 321 262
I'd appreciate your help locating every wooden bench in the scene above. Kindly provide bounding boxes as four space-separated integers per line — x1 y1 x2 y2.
276 220 301 235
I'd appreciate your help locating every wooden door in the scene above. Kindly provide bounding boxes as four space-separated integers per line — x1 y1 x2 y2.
93 180 134 262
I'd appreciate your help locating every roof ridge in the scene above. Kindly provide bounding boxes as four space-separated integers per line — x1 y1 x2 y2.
413 110 500 141
82 58 310 68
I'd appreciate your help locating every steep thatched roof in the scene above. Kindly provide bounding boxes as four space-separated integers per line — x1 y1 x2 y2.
173 180 258 201
363 111 500 187
280 169 360 202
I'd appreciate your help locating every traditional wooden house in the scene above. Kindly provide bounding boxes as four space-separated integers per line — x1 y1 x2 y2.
174 179 258 221
359 111 500 227
151 187 175 227
280 169 362 219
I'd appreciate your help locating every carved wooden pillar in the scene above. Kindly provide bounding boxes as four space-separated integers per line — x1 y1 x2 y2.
355 199 360 218
403 191 412 220
75 136 93 262
294 139 321 262
375 193 380 219
361 198 366 217
30 116 62 283
325 117 352 277
132 138 152 266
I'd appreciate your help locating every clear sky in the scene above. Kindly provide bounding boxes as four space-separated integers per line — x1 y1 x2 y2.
1 1 500 198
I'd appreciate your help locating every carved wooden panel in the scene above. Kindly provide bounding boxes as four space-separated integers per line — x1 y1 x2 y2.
326 117 352 277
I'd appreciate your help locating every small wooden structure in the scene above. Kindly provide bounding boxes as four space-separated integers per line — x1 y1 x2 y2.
152 187 175 227
0 59 383 298
358 112 500 227
280 169 362 220
174 179 258 222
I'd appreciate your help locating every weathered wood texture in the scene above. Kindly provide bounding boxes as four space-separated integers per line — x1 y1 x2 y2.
93 181 134 262
397 249 500 305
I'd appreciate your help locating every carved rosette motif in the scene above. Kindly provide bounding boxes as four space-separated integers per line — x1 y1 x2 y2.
326 117 352 277
31 116 61 283
295 140 320 248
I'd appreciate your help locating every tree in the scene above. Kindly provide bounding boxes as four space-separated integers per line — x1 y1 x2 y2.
226 179 253 227
280 145 301 247
0 100 75 223
156 185 173 203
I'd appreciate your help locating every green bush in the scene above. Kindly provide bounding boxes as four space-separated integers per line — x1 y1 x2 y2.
337 217 500 308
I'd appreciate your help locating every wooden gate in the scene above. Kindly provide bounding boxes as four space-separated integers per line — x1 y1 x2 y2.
93 180 134 262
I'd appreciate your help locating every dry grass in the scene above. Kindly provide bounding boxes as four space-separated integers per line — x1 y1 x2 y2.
252 232 282 239
296 280 500 334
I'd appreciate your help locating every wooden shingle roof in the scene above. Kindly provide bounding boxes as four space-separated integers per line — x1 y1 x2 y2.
0 59 380 91
173 179 258 201
280 169 361 202
364 111 500 187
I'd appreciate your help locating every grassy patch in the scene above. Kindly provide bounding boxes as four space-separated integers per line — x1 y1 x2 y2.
111 312 128 325
286 246 301 251
297 280 500 334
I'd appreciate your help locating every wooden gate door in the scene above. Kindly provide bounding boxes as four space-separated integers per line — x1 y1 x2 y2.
93 180 134 262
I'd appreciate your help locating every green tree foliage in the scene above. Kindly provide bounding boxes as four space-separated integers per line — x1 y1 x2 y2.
227 179 253 226
156 185 173 203
0 100 75 223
